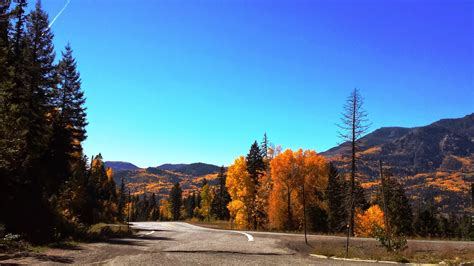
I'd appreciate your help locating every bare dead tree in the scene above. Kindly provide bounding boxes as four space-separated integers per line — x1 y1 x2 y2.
337 88 370 257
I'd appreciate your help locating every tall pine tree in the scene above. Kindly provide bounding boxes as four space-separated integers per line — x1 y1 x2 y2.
246 141 265 229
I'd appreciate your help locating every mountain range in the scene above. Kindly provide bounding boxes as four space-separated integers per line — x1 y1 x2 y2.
107 162 222 197
322 113 473 212
106 113 474 212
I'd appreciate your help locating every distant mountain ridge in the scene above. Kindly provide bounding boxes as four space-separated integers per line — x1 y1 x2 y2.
104 161 139 172
105 161 221 197
322 113 474 213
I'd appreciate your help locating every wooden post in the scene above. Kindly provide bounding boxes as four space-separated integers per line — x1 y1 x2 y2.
379 160 391 250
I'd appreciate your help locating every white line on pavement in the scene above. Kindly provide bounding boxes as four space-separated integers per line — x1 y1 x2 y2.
233 231 254 242
144 230 155 236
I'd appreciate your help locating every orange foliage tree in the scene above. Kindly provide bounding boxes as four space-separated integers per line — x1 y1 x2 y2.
268 149 328 230
355 204 385 237
226 156 253 228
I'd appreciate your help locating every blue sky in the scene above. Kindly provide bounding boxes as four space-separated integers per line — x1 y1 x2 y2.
40 0 473 167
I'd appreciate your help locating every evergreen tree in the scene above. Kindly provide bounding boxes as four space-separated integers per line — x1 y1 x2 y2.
117 178 127 222
413 202 439 238
149 193 160 220
7 1 58 243
211 166 231 220
376 172 413 236
185 192 196 219
44 44 87 196
169 182 182 220
327 163 348 233
246 141 265 229
260 133 268 160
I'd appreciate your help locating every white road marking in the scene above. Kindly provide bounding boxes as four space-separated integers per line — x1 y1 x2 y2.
144 230 155 236
233 231 254 242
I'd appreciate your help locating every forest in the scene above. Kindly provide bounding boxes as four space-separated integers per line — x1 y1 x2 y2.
0 1 126 243
0 0 472 249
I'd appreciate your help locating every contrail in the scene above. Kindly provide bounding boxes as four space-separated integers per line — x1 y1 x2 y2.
48 0 71 28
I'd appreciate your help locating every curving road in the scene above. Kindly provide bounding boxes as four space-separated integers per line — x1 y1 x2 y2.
98 222 388 265
2 222 473 265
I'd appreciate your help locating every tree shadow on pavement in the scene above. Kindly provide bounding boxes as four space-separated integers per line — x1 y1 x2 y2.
0 252 74 264
101 235 174 246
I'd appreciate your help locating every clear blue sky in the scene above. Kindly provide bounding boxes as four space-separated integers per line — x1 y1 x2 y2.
40 0 473 167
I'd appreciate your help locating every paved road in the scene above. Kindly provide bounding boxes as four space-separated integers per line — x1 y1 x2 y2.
2 222 473 265
95 222 392 265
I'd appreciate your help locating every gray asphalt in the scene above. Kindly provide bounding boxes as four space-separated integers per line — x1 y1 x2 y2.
5 222 470 265
98 222 392 265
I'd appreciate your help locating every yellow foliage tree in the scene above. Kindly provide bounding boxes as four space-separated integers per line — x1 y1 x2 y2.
355 205 385 237
226 156 253 228
269 149 328 230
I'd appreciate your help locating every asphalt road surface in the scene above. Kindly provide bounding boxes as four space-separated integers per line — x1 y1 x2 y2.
2 222 472 265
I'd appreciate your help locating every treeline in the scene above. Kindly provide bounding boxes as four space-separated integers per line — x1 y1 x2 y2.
0 1 126 243
150 166 231 221
160 137 471 240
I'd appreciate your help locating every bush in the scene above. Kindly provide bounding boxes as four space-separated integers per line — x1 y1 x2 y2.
86 223 132 241
374 226 408 252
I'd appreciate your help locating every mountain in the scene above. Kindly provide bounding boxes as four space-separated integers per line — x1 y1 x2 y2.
157 163 221 176
322 113 474 213
112 162 221 198
105 161 139 172
157 163 187 172
172 163 221 176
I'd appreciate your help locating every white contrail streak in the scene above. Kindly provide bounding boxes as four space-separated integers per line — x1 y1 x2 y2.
48 0 71 28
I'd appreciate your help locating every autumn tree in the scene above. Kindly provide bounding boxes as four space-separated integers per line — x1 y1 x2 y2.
269 149 299 230
199 183 213 221
169 182 182 220
268 149 329 233
300 150 328 237
226 156 253 228
354 205 385 237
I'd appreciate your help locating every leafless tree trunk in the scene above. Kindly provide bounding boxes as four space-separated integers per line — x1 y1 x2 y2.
337 88 370 257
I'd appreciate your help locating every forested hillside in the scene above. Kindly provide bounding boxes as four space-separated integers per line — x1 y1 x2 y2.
322 113 474 213
111 164 221 198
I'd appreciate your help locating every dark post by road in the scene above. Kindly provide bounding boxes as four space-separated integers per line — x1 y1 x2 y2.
302 180 308 245
128 189 131 229
379 160 391 250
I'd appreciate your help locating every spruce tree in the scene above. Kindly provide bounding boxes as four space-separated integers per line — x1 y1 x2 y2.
376 172 413 236
118 178 127 222
44 44 87 196
169 182 182 220
260 133 268 160
211 166 230 220
327 163 348 233
246 141 265 229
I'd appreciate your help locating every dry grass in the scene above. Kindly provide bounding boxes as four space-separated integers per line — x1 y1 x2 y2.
312 237 473 264
187 221 474 264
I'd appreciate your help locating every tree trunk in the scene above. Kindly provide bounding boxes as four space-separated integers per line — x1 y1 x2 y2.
302 182 307 245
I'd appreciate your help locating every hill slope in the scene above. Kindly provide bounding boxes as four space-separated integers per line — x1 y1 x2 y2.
322 113 474 213
105 161 139 172
112 163 221 198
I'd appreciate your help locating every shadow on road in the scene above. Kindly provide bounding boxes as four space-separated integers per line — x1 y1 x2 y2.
0 252 74 264
101 235 174 246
